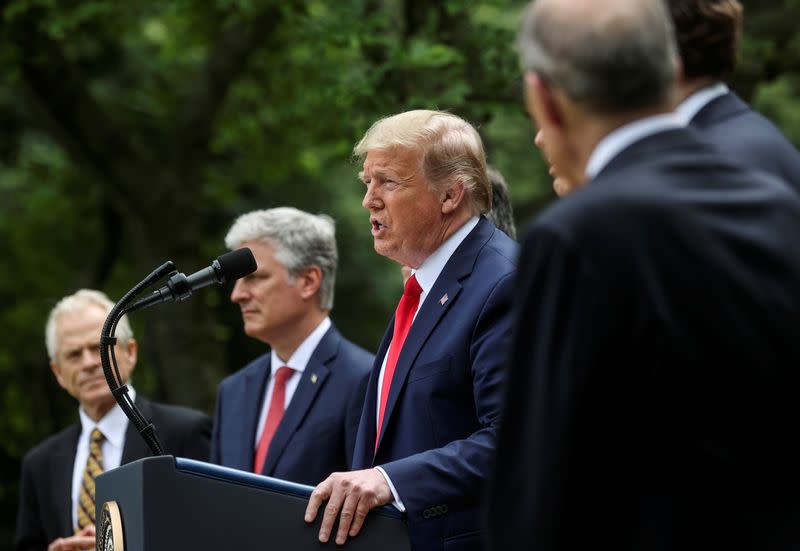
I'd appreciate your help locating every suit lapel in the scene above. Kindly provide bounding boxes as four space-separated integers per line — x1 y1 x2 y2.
51 424 80 535
375 218 492 451
261 327 338 475
238 356 271 471
355 324 392 467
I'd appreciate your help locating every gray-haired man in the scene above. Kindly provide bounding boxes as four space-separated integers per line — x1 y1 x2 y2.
210 207 373 486
16 289 211 551
489 0 800 548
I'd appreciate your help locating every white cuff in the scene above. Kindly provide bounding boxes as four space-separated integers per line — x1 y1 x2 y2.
375 466 406 512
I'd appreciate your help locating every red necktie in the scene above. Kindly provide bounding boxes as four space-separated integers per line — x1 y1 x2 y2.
376 274 423 450
253 365 294 474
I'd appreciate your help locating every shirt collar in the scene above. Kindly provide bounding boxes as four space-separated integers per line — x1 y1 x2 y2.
78 385 135 449
675 82 729 123
269 316 331 374
585 113 685 180
412 216 480 296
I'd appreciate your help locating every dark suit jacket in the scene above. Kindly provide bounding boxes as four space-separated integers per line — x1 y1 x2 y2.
15 396 211 551
210 324 372 486
352 217 517 551
488 126 800 550
691 91 800 194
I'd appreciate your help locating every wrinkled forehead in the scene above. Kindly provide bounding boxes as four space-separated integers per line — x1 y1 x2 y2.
359 147 421 182
55 305 108 349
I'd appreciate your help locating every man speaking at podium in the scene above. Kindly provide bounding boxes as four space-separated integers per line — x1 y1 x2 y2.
305 110 517 551
210 208 373 485
15 289 211 551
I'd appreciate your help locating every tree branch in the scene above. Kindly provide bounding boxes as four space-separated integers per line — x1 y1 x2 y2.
8 12 154 220
176 2 304 159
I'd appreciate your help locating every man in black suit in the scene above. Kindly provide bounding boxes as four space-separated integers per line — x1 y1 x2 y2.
16 289 211 551
670 0 800 193
488 0 800 549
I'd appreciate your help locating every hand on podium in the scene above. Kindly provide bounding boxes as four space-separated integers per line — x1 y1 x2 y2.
305 468 392 545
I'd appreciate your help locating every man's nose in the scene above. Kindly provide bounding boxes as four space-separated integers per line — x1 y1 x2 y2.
362 184 381 210
80 346 101 367
230 279 247 303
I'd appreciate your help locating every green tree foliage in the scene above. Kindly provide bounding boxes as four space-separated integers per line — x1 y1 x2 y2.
0 0 543 543
0 0 797 546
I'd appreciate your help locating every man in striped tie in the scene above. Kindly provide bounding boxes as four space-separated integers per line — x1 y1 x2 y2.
15 290 212 551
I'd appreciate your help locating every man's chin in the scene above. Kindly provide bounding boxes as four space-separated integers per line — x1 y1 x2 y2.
81 392 117 411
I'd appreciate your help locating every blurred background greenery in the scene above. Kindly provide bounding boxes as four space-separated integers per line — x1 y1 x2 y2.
0 0 797 546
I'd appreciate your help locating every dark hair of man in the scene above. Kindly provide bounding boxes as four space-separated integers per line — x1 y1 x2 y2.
486 167 517 240
668 0 743 80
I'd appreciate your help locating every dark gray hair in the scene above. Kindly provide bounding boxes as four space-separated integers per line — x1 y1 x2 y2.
486 167 516 240
225 207 338 310
518 0 678 113
45 289 133 361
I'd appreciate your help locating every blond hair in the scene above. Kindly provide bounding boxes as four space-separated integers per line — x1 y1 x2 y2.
354 110 492 214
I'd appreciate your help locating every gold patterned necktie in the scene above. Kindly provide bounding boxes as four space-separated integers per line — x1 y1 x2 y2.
76 428 105 532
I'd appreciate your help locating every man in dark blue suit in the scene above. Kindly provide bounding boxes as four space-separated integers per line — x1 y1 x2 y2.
210 207 372 486
670 0 800 193
304 110 517 550
488 0 800 549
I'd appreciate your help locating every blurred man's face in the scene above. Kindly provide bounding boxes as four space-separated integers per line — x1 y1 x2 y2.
525 72 585 192
535 129 580 197
50 304 136 419
230 240 309 345
361 148 448 269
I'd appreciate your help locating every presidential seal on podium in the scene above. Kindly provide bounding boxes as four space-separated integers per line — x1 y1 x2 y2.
98 501 125 551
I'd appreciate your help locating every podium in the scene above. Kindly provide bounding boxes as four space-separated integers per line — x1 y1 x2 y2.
95 456 411 550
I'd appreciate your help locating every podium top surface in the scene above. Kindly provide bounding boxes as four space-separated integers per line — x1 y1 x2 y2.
175 457 405 519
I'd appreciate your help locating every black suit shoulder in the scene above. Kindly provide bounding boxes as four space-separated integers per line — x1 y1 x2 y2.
524 127 800 292
533 128 791 235
138 397 212 461
20 423 79 471
692 92 800 194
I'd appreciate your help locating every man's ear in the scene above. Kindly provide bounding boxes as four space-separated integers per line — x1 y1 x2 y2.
441 181 466 214
122 338 138 368
50 360 67 390
525 71 564 130
297 265 323 301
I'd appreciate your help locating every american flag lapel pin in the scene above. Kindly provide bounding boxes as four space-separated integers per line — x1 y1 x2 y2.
439 293 449 306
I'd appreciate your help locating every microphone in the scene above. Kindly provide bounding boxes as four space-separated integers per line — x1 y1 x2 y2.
128 248 257 312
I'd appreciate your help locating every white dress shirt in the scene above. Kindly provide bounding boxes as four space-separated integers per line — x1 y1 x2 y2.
675 82 729 124
375 216 480 511
72 386 134 530
253 316 332 449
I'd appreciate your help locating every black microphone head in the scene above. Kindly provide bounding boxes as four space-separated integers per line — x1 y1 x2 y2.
217 247 257 282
